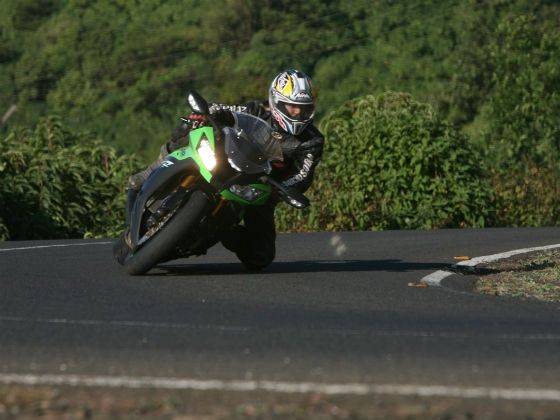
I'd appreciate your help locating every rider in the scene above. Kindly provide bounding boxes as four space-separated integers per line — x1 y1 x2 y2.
127 69 324 270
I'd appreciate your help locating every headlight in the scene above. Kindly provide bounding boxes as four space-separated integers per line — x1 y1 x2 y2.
229 184 265 201
197 139 216 170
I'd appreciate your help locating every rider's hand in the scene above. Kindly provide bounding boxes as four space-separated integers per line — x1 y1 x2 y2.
210 108 235 126
179 113 207 129
269 188 281 204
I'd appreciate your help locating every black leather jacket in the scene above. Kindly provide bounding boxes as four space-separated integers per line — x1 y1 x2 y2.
167 100 324 194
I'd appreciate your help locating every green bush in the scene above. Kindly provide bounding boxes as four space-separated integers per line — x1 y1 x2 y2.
0 117 141 240
483 15 560 226
276 92 494 231
0 216 8 241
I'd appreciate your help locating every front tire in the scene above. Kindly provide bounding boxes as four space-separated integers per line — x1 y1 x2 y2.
122 190 209 275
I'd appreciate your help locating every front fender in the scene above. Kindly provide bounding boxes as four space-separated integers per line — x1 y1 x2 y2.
129 156 199 249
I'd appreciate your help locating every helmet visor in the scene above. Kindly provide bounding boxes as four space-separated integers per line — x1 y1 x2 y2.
277 101 315 121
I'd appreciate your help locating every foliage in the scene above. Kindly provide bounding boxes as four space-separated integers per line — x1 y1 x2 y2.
276 92 494 231
483 15 560 226
0 117 141 240
442 0 560 127
1 0 555 159
1 1 560 238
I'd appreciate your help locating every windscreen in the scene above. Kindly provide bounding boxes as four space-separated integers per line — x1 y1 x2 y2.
224 112 283 174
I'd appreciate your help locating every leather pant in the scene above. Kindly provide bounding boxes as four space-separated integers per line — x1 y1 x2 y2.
219 201 277 270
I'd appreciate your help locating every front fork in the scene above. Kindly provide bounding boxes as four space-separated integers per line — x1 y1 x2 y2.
181 174 230 218
127 173 229 230
126 189 138 226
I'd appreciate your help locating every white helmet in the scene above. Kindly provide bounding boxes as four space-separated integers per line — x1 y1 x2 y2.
269 69 315 135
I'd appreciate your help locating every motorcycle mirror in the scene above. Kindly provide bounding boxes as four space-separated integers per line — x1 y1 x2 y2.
186 90 210 115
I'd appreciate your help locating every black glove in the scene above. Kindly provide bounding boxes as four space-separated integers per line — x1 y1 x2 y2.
210 108 235 126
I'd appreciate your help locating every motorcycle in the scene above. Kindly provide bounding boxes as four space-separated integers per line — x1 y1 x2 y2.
114 91 309 275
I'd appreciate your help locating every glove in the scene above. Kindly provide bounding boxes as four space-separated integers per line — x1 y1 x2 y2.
178 113 208 131
210 108 235 126
185 113 207 123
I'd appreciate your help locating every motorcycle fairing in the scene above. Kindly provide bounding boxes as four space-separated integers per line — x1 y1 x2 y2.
220 183 271 205
129 127 217 250
170 126 215 183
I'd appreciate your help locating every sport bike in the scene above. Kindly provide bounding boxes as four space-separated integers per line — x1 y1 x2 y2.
114 91 309 275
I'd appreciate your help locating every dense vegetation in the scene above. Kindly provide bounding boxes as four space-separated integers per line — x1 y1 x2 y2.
276 93 493 231
1 0 560 239
0 117 140 240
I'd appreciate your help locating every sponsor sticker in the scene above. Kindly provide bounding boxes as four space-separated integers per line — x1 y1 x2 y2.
295 91 311 100
276 74 293 96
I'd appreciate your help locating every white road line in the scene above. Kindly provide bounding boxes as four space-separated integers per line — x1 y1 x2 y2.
1 373 560 401
421 270 453 286
0 316 249 333
0 242 112 252
421 243 560 287
2 315 559 340
456 243 560 267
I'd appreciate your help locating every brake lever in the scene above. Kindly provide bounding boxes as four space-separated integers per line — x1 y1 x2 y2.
261 175 310 209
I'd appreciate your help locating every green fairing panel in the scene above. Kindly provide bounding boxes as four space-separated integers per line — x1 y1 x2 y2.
221 183 271 205
189 126 215 149
170 147 194 161
169 126 215 182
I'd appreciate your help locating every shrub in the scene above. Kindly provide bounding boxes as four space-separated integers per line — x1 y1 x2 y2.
482 15 560 226
276 92 494 231
0 216 8 240
0 117 141 239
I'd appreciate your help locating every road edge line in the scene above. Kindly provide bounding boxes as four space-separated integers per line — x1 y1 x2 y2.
1 373 560 401
0 242 112 252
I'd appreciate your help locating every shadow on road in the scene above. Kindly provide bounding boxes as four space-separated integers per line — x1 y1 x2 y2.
156 259 452 276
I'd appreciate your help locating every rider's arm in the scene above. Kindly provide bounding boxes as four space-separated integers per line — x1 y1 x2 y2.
166 99 268 154
209 100 269 118
166 106 236 153
166 121 190 153
280 125 324 194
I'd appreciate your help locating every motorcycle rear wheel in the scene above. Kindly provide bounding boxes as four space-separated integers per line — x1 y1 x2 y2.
121 190 209 275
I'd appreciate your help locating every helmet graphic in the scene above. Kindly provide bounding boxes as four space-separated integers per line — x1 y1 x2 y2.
269 69 315 135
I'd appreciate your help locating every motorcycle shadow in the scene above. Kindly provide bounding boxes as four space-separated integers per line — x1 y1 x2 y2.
154 259 452 276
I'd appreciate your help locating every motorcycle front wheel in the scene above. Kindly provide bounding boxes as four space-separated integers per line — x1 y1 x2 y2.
119 190 209 275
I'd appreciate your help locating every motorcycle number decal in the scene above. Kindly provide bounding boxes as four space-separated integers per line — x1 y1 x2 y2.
161 160 174 167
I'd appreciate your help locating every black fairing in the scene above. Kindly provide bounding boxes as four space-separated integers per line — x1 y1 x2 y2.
129 156 198 249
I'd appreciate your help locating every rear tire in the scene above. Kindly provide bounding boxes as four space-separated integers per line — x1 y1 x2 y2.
123 190 209 275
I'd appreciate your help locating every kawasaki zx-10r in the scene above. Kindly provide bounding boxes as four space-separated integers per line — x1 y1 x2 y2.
114 91 309 275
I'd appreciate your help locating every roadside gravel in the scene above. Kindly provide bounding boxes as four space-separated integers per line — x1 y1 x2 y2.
2 386 560 419
475 250 560 302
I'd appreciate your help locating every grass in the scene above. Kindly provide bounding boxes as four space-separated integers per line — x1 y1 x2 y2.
475 249 560 302
2 385 560 419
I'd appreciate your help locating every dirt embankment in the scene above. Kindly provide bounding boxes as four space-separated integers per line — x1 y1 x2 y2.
2 385 560 419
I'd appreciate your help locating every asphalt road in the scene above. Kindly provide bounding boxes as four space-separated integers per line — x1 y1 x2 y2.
1 228 560 392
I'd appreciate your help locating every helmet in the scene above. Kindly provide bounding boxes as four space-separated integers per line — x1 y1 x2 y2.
269 69 315 135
